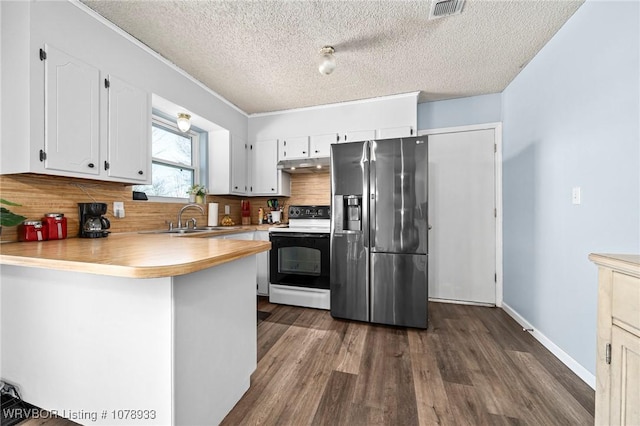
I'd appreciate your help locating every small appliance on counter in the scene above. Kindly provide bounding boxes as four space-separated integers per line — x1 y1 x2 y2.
78 202 110 238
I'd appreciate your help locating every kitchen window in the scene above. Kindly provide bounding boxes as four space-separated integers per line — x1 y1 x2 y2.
133 115 200 200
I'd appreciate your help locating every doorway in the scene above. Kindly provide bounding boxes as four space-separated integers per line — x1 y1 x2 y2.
421 124 501 305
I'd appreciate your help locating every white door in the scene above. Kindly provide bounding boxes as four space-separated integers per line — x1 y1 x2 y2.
428 129 496 304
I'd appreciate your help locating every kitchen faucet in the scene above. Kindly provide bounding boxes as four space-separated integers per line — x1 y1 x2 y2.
177 203 205 229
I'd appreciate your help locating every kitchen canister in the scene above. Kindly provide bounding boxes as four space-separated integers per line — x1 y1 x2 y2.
208 203 219 227
19 220 48 242
43 212 67 240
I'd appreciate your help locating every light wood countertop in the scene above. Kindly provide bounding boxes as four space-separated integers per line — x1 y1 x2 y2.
0 233 271 279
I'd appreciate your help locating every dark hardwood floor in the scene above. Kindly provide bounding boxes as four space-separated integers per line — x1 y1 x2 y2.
17 299 594 425
222 298 594 425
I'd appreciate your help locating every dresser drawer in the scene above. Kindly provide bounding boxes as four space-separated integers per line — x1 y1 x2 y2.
612 271 640 332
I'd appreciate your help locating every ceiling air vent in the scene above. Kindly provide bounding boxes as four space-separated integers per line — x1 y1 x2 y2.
429 0 465 19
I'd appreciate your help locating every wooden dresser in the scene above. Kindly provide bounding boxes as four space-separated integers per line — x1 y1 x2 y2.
590 253 640 425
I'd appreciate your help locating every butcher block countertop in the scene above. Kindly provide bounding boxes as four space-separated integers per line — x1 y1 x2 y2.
0 233 271 279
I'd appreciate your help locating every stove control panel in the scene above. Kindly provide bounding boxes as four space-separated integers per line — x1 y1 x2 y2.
288 205 331 219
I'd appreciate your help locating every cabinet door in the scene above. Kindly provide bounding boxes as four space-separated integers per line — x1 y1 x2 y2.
343 129 375 144
231 137 248 194
610 325 640 425
106 75 150 183
309 133 337 157
252 139 278 195
376 125 414 140
279 136 309 160
255 231 270 295
44 44 100 175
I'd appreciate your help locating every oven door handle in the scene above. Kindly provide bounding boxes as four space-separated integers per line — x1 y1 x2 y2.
270 233 329 239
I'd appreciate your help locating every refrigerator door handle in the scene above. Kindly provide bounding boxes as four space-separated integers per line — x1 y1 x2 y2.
368 141 376 248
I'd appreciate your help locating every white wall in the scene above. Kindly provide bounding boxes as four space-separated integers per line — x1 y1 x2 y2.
502 0 639 378
417 93 502 130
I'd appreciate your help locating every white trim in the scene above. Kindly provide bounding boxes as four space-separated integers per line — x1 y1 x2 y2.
501 302 596 389
428 298 494 307
418 122 504 307
68 0 248 117
249 91 421 118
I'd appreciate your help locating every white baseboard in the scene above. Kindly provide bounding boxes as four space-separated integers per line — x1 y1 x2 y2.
501 302 595 390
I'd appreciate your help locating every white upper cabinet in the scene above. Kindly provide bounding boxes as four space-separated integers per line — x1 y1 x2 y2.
342 129 376 144
251 139 278 194
44 44 101 176
376 125 415 140
278 136 309 160
250 139 291 196
106 75 150 182
231 137 248 195
309 133 337 157
40 44 151 184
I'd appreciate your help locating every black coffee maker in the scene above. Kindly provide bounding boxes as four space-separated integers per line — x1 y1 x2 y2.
78 202 110 238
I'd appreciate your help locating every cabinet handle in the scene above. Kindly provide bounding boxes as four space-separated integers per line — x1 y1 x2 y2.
138 170 143 175
410 128 414 135
271 188 275 191
88 163 95 168
234 186 238 189
336 134 340 142
314 150 319 153
302 151 306 154
284 151 286 157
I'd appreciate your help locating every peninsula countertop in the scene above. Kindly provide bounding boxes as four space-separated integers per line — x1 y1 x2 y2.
0 233 271 279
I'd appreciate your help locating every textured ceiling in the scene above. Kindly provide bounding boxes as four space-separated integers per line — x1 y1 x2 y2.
81 0 584 115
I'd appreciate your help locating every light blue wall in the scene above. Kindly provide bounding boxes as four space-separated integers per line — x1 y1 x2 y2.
502 0 639 376
417 93 502 130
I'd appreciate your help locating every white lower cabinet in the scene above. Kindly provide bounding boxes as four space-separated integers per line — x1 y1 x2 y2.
209 231 270 295
254 231 270 296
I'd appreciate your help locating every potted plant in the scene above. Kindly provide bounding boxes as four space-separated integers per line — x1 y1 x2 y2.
0 199 27 236
187 184 207 203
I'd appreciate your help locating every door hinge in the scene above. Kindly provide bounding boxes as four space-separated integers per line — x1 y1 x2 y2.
39 149 46 162
104 78 110 89
104 161 110 170
494 208 497 218
495 273 497 283
494 143 497 153
39 48 47 61
605 343 611 364
283 141 286 146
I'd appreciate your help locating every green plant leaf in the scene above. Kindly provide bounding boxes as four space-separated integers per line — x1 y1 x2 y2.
0 198 22 207
0 207 27 227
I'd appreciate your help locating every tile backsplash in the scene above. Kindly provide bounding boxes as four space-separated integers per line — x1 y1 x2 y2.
0 172 330 242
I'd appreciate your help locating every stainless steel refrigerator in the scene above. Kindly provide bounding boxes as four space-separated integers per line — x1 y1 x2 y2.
330 137 428 329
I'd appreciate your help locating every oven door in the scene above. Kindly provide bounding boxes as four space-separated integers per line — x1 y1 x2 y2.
269 232 330 289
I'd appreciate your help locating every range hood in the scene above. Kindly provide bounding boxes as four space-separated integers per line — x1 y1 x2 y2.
277 157 330 173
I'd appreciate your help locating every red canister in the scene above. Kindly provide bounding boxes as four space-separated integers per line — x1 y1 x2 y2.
19 220 48 242
43 213 67 240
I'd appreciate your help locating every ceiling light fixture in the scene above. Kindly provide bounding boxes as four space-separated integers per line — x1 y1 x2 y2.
176 113 191 132
318 46 336 75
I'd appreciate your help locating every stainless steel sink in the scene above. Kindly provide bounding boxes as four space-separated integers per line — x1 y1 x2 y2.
139 228 212 235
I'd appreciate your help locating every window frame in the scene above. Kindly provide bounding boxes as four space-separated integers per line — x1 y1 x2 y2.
137 114 201 202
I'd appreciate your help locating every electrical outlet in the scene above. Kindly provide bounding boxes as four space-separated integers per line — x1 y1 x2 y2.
113 201 125 218
572 187 581 205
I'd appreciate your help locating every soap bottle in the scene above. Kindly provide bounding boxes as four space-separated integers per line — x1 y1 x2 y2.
258 207 263 225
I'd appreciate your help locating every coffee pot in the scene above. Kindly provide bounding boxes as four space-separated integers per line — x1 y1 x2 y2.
78 202 110 238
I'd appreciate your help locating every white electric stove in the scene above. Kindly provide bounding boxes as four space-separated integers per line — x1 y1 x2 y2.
268 206 331 310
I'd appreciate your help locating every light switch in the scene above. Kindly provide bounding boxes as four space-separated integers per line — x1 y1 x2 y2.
572 187 581 205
